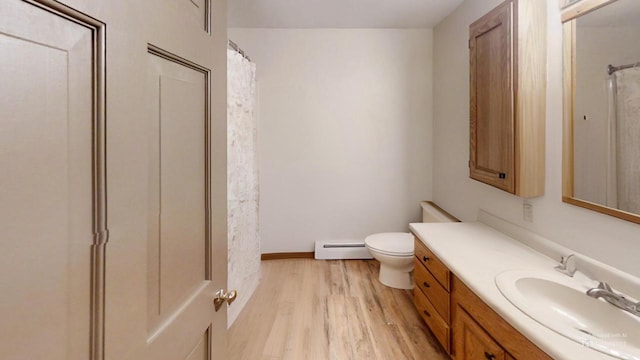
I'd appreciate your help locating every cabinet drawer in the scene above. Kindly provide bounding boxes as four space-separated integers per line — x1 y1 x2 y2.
414 238 450 291
414 286 450 354
414 258 450 322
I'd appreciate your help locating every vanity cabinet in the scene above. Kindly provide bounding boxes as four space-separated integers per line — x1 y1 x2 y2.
455 308 508 360
414 238 452 354
469 0 546 197
413 237 551 359
452 276 552 360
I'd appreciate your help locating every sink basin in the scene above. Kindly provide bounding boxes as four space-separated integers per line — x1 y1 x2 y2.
495 270 640 360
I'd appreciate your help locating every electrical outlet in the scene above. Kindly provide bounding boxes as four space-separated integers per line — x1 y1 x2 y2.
523 201 533 222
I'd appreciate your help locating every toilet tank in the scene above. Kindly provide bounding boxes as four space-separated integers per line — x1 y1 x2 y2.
421 201 460 223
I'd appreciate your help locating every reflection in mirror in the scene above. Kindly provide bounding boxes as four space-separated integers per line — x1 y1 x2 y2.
565 0 640 222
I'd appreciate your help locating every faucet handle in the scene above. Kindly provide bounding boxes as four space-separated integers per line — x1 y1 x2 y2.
560 254 575 265
597 282 613 292
555 253 577 277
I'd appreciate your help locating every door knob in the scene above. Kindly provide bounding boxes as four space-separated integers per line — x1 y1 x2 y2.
214 289 237 312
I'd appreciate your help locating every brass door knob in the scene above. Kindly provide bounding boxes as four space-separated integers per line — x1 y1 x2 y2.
214 289 238 312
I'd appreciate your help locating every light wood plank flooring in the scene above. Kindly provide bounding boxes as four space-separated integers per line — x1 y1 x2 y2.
228 259 449 360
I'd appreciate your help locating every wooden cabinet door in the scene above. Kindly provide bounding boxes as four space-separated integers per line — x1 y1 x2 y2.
469 0 515 193
454 307 507 360
0 0 228 359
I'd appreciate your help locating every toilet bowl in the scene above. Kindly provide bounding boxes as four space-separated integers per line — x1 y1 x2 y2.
364 232 414 289
365 202 457 290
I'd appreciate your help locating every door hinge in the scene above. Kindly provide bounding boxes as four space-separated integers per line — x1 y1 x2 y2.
468 39 471 49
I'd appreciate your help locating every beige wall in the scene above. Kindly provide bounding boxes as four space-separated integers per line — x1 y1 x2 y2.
574 24 640 204
229 29 433 253
433 0 640 277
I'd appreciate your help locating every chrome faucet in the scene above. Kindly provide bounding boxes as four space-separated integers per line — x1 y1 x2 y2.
554 254 577 277
587 282 640 318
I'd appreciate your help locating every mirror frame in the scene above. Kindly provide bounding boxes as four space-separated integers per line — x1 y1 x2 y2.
561 0 640 225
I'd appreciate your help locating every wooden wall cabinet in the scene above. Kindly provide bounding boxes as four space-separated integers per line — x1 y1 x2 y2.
469 0 547 198
412 237 551 359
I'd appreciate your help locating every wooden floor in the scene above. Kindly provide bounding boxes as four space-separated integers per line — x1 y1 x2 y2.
228 259 449 360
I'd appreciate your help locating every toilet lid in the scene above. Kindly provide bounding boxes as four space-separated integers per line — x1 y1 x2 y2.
364 232 414 256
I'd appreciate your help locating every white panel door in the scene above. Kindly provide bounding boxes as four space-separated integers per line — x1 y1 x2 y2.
0 0 228 359
144 47 216 360
0 2 100 358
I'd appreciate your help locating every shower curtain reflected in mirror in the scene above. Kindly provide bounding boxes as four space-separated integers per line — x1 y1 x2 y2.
605 77 617 208
609 67 640 214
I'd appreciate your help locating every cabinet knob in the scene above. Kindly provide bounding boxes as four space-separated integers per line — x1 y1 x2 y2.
423 281 430 288
423 256 429 262
484 352 496 360
423 310 431 317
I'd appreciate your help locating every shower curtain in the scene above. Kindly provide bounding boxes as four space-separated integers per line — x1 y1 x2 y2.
605 77 617 208
614 67 640 213
227 48 260 327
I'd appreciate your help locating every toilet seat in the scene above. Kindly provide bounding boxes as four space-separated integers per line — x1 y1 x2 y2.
364 232 414 257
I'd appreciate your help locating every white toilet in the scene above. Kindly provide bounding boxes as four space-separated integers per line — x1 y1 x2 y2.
365 201 458 290
364 232 415 289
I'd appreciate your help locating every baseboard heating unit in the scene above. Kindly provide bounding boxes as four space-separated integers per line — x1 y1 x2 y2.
314 241 373 260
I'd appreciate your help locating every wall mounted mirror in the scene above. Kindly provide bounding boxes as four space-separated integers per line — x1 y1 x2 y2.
562 0 640 224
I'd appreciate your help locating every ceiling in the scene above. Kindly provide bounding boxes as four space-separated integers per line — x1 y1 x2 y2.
227 0 465 29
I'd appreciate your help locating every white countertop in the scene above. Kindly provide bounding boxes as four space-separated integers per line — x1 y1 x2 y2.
409 220 622 360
